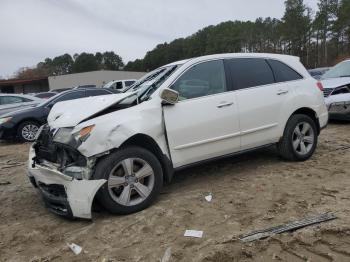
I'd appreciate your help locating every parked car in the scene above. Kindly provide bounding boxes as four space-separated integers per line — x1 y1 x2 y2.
0 94 43 116
321 59 350 121
27 53 328 219
103 79 137 92
0 88 115 142
308 67 330 80
34 92 58 99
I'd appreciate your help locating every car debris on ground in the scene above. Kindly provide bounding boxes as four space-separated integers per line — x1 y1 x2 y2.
161 247 172 262
205 193 213 202
184 230 204 238
67 243 82 255
240 212 337 242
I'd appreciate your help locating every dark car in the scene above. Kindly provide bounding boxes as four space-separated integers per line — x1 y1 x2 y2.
0 88 115 142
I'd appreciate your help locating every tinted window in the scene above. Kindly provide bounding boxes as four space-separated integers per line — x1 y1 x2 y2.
226 58 275 90
268 59 303 82
172 60 227 100
55 91 85 103
86 89 110 96
125 80 135 87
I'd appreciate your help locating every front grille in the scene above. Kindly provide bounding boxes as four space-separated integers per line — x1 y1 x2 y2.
323 88 334 97
34 125 86 169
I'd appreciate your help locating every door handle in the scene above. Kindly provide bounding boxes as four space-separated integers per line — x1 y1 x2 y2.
277 90 289 95
217 102 233 108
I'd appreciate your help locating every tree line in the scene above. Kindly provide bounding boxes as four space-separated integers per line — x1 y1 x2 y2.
15 0 350 79
125 0 350 71
16 51 124 79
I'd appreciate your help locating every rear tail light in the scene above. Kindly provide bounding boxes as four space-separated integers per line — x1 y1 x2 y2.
317 82 324 91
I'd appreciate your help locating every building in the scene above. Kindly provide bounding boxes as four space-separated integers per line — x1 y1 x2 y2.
48 70 146 91
0 77 49 94
0 70 146 94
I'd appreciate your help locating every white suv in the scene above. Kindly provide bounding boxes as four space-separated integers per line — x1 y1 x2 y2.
27 53 328 219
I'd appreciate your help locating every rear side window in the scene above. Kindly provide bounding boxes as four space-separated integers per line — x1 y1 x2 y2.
225 58 275 90
267 59 303 82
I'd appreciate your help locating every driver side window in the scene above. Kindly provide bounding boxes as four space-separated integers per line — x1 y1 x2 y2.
172 60 227 100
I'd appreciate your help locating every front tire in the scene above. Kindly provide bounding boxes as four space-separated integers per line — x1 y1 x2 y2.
94 146 163 215
17 121 40 142
278 114 318 161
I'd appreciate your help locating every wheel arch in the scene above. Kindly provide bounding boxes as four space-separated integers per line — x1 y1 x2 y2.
120 133 174 184
290 107 320 135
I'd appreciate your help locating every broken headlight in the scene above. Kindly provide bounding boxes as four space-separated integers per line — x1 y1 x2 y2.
53 127 74 144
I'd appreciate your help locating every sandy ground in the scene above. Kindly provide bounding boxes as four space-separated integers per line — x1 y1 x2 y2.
1 123 350 262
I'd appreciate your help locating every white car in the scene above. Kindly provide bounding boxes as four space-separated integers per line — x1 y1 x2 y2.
27 53 328 219
321 59 350 121
103 79 137 92
0 94 42 116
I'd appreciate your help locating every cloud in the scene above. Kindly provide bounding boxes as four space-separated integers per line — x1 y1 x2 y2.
0 0 318 77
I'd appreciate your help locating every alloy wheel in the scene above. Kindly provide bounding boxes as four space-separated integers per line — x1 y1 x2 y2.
107 158 155 206
292 122 315 155
21 124 39 141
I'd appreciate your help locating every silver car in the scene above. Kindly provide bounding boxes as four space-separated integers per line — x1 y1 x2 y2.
0 94 43 116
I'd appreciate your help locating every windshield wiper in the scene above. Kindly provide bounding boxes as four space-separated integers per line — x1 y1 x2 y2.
340 75 350 78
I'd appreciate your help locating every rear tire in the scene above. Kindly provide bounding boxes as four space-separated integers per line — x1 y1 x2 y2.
94 146 163 215
278 114 318 161
17 121 40 142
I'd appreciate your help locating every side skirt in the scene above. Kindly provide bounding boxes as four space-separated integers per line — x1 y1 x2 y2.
174 143 275 172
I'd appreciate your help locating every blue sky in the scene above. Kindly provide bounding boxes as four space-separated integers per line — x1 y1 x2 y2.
0 0 318 78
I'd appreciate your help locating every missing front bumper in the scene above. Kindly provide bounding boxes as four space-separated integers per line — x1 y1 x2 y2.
27 146 106 219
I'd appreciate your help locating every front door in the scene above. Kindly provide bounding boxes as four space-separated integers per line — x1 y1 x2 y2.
163 60 241 168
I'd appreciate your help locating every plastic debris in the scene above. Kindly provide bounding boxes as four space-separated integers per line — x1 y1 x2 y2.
161 247 172 262
184 230 203 238
67 243 82 255
205 193 212 202
240 212 336 242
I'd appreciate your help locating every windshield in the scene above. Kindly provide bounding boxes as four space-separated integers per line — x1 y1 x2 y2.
120 64 181 104
322 61 350 79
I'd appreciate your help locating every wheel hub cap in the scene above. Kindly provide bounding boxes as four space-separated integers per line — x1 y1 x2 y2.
107 158 155 206
292 122 314 155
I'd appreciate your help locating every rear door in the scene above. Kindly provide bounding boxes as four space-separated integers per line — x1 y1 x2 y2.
225 58 294 150
163 59 241 168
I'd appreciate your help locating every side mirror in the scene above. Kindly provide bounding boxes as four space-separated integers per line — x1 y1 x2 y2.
160 88 179 105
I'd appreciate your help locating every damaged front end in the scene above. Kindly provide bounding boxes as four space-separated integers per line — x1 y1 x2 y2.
324 86 350 121
27 125 106 219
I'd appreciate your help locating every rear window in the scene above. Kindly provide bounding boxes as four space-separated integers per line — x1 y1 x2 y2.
267 59 303 82
225 58 275 90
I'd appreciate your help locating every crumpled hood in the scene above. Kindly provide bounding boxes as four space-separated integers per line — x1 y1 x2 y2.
321 77 350 89
47 93 133 128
